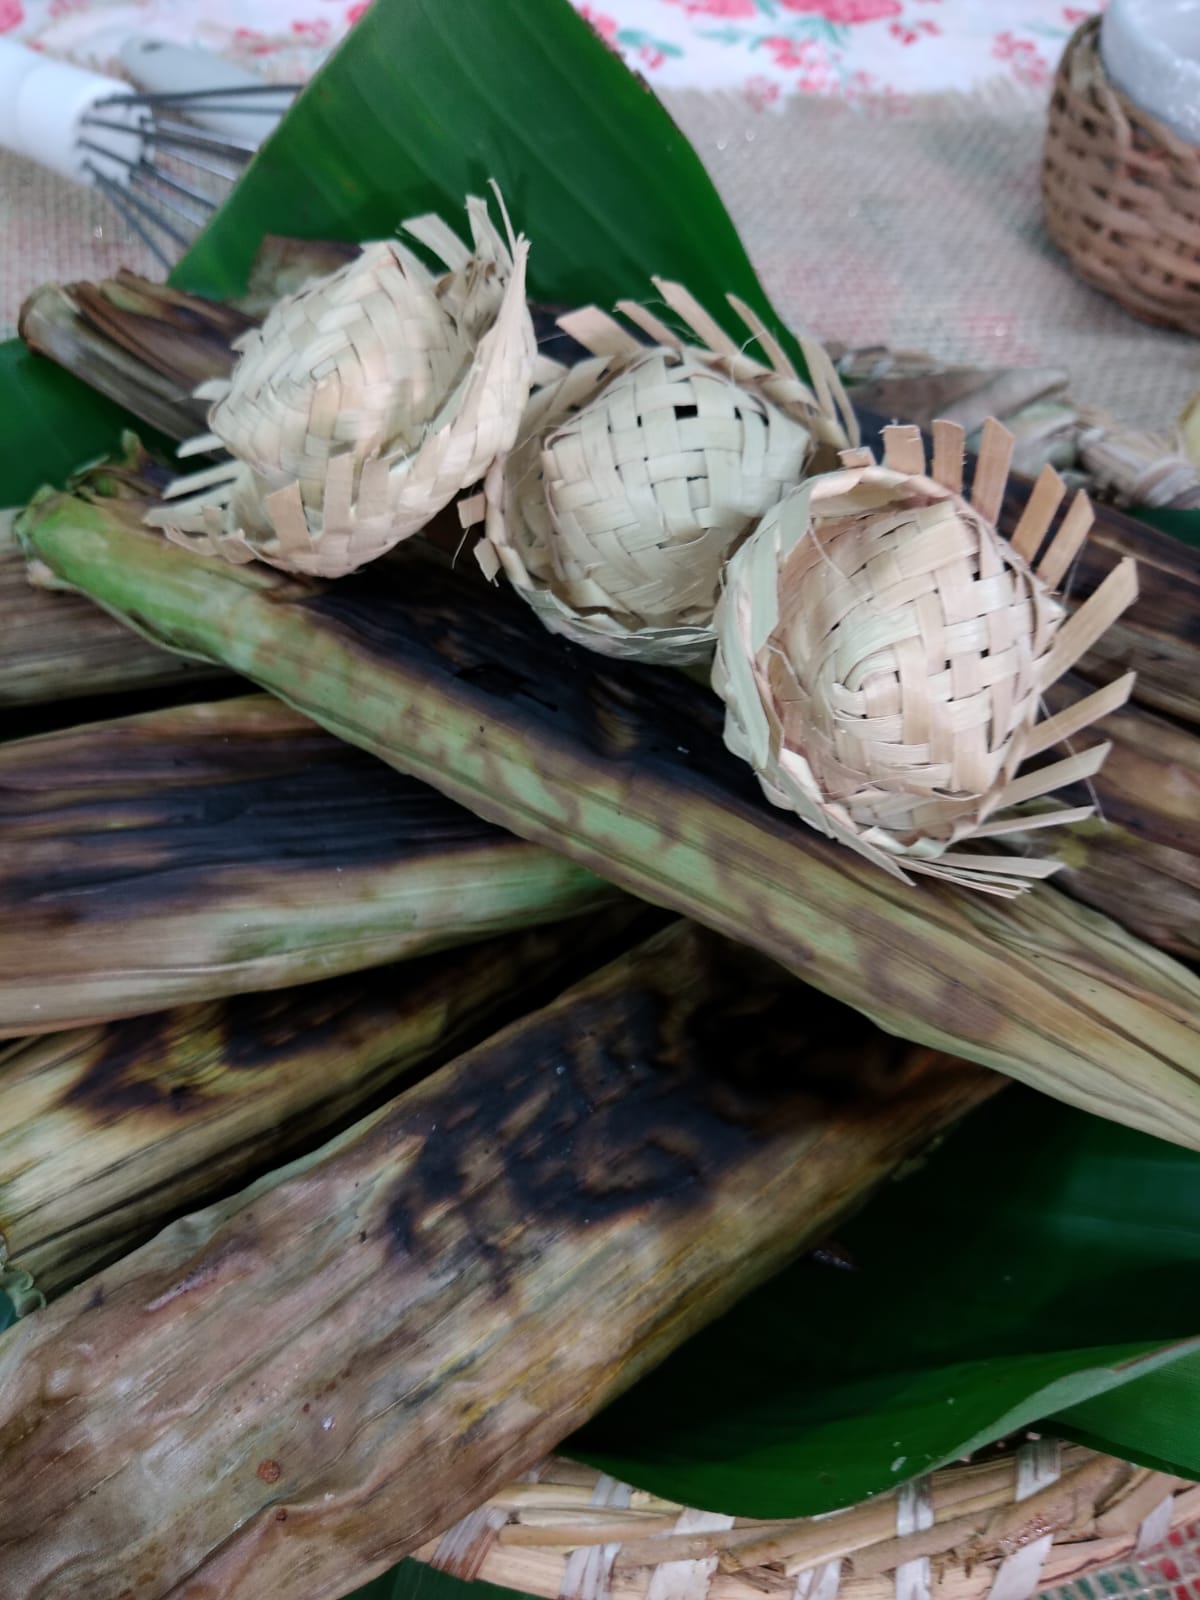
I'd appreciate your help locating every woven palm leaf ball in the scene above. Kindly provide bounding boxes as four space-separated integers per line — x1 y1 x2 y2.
713 420 1139 895
149 193 536 578
476 284 857 666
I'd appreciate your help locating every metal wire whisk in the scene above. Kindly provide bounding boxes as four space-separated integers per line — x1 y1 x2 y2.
0 40 302 267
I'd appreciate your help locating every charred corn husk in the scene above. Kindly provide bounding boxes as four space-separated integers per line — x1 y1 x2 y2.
146 196 537 576
0 909 642 1296
19 272 251 442
713 421 1138 895
17 485 1200 1149
0 922 998 1600
0 693 613 1036
477 286 855 665
0 509 222 707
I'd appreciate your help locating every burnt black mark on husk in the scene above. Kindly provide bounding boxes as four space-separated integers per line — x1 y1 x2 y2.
58 918 645 1129
382 928 920 1293
0 724 510 915
302 555 777 816
61 963 417 1123
63 1009 181 1124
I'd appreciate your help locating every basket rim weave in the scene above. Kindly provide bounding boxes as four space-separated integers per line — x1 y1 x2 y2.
1041 15 1200 335
471 284 858 667
413 1445 1199 1600
711 420 1139 896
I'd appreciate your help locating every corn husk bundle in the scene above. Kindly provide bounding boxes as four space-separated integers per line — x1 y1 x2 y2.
0 908 640 1298
714 420 1140 896
145 195 537 576
474 284 857 665
18 481 1200 1151
0 508 226 707
0 693 612 1035
999 675 1200 962
0 921 998 1600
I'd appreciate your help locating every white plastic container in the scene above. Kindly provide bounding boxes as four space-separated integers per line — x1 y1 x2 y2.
1100 0 1200 146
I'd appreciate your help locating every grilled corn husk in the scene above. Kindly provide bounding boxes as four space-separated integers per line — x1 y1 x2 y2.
0 693 613 1035
0 908 641 1296
998 676 1200 960
0 922 997 1600
17 483 1200 1150
0 508 221 707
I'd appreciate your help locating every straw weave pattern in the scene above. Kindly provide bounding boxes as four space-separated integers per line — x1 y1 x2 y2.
478 286 855 665
412 1447 1199 1600
211 241 472 494
765 484 1047 844
1042 18 1200 335
149 196 535 577
713 421 1138 893
542 351 812 629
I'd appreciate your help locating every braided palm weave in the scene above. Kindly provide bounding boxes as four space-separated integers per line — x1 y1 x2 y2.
714 420 1139 894
412 1447 1200 1600
476 284 856 665
148 195 536 577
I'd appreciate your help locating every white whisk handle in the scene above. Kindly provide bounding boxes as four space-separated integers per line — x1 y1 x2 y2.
0 40 143 186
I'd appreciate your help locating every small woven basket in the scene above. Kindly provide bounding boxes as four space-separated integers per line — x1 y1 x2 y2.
1042 17 1200 335
712 419 1138 895
413 1446 1200 1600
473 284 856 666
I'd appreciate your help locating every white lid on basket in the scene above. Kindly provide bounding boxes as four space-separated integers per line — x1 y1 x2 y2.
1100 0 1200 146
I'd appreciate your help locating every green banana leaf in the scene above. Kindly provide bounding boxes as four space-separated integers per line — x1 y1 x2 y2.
0 340 171 507
0 1291 13 1335
1056 1353 1200 1478
564 1087 1200 1515
1134 508 1200 549
171 0 799 367
349 1562 524 1600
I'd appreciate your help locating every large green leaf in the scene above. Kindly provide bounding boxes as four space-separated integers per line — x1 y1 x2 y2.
1133 507 1200 548
564 1088 1200 1516
171 0 797 365
1055 1352 1200 1478
347 1562 526 1600
0 340 161 506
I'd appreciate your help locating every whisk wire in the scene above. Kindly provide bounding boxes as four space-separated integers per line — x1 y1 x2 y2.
78 113 258 164
92 82 301 108
84 163 186 266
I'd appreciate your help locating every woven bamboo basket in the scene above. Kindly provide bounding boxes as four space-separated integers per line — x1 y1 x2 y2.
472 285 856 666
712 418 1138 896
413 1446 1200 1600
1042 17 1200 335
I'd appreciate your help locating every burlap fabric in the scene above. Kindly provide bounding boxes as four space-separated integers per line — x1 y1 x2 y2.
4 82 1197 435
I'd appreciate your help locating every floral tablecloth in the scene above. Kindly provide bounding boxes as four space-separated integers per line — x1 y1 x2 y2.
1 0 1099 104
